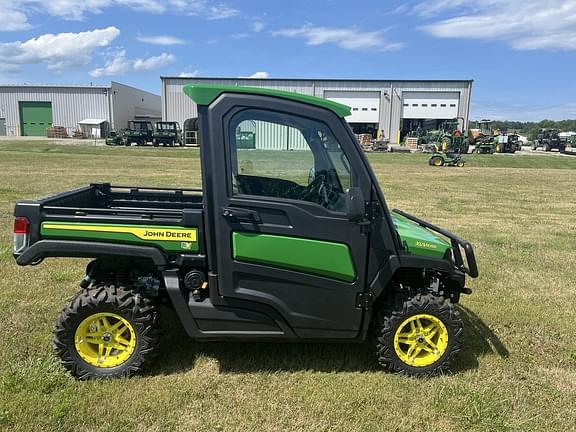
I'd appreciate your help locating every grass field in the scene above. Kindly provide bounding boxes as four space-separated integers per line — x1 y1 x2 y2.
1 140 575 432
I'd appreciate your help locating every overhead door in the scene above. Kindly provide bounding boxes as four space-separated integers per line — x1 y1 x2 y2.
324 91 380 123
19 101 53 136
402 92 459 119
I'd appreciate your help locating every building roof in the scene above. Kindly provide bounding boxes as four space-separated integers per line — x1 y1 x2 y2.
164 76 474 83
183 84 351 117
78 119 107 125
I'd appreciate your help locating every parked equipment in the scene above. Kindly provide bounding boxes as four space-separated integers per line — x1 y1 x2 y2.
153 122 182 147
471 120 496 154
495 132 521 153
429 143 466 167
183 117 199 146
12 85 478 379
105 131 123 146
532 128 564 152
124 121 153 146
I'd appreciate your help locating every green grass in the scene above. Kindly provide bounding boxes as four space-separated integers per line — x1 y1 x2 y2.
1 140 576 431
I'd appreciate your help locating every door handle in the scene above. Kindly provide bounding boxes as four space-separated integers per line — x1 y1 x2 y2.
222 207 262 223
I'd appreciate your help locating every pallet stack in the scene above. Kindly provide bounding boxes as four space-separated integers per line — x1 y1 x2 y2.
46 126 68 138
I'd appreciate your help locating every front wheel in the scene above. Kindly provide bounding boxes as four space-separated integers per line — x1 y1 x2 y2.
53 285 161 379
372 293 463 376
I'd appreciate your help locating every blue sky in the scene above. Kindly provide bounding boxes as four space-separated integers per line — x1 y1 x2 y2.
0 0 574 121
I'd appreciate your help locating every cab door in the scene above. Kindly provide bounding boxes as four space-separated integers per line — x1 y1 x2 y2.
202 94 374 339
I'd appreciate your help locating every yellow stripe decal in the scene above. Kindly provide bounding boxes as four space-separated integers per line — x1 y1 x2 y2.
42 223 197 242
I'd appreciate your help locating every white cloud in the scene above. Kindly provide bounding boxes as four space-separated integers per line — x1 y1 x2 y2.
0 6 33 31
133 52 175 71
241 71 269 78
253 21 265 32
178 70 201 77
89 50 130 77
137 35 186 45
90 51 175 76
0 27 120 71
0 0 238 29
273 25 403 51
418 0 576 50
205 4 239 19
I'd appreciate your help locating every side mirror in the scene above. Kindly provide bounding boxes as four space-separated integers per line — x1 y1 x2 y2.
346 187 365 221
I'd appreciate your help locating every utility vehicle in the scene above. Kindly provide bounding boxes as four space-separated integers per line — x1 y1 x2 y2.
495 133 521 153
153 122 183 147
124 121 153 146
12 85 478 379
532 128 564 152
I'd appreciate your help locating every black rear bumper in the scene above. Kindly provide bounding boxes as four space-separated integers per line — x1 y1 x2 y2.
392 209 479 278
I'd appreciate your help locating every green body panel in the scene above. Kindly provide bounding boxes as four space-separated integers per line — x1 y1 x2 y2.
183 84 352 118
19 101 53 136
232 232 357 282
40 222 199 253
391 213 451 258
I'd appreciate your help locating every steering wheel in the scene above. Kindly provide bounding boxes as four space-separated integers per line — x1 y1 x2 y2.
300 172 340 209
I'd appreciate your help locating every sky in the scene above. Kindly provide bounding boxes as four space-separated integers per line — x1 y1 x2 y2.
0 0 575 121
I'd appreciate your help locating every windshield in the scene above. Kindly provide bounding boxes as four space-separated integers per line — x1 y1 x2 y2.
157 123 177 131
128 122 151 131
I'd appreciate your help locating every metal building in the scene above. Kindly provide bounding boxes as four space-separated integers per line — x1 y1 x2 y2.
0 81 161 137
161 77 473 144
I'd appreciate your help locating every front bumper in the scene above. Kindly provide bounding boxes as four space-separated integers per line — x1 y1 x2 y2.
392 209 478 278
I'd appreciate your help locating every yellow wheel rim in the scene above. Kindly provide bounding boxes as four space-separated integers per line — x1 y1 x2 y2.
433 158 443 166
394 314 449 367
75 312 137 368
496 144 502 152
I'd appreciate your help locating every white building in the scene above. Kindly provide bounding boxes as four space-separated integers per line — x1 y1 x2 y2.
0 81 161 137
161 77 473 144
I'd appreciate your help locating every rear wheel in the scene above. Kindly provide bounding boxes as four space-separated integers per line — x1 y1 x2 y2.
372 293 463 376
430 156 444 166
53 285 161 379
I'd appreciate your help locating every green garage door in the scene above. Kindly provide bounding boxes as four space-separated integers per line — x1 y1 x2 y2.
19 101 53 136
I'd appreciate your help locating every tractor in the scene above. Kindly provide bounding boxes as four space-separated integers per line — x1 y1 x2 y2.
471 120 496 154
104 131 123 146
429 143 466 167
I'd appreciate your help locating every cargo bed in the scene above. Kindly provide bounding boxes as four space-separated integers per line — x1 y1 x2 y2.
13 183 205 266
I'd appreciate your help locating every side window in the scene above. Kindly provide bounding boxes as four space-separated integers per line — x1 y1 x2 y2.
229 109 352 212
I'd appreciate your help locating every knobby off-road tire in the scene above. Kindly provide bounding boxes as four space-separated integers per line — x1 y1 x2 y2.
53 285 161 380
372 293 463 377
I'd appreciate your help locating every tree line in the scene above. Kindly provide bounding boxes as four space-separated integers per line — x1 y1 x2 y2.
469 119 576 140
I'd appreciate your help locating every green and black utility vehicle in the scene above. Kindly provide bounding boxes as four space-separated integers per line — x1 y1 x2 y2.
12 85 478 379
124 121 153 146
495 133 521 153
532 128 564 152
153 122 183 147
